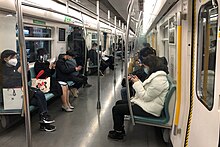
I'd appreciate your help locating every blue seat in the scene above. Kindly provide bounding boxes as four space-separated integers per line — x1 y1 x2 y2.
133 76 176 128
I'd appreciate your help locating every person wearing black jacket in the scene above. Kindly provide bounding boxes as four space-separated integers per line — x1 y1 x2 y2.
88 43 114 75
34 48 62 97
0 49 56 132
34 48 73 112
56 53 85 99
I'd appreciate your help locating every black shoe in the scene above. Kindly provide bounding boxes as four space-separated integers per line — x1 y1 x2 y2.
39 113 55 124
40 124 56 132
83 83 92 88
109 129 126 136
108 130 124 140
109 65 114 70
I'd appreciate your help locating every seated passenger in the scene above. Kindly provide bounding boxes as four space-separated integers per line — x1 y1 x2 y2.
34 48 63 97
56 54 83 98
108 55 169 140
0 50 56 132
139 42 156 63
66 50 92 88
34 48 73 112
88 43 114 75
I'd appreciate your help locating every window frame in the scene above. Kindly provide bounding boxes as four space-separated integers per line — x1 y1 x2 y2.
16 25 53 63
196 1 218 110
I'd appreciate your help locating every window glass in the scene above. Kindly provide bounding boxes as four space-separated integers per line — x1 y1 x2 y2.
196 2 218 110
16 26 51 38
16 26 52 62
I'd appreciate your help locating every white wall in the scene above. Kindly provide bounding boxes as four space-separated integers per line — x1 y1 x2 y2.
0 15 16 53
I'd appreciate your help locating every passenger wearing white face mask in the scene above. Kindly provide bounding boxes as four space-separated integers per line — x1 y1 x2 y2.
108 55 169 140
0 49 56 132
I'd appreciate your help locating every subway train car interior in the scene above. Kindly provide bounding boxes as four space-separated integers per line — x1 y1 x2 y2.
0 0 219 147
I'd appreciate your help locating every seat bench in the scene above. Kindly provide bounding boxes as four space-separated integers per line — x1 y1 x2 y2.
133 76 176 129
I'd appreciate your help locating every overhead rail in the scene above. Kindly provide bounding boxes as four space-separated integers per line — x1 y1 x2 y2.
125 0 135 125
16 0 32 146
52 0 126 32
21 2 83 23
68 0 126 31
53 0 124 31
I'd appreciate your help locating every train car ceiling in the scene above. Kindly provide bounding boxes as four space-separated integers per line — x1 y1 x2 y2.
145 0 179 34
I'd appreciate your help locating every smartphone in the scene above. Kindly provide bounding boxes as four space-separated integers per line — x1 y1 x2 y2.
129 74 135 78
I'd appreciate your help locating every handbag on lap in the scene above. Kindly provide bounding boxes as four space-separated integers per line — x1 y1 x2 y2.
31 70 50 93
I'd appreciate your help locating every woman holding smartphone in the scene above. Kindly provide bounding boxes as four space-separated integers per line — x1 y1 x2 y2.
108 55 169 140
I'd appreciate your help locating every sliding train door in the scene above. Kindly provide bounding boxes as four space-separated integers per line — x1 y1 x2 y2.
186 0 220 146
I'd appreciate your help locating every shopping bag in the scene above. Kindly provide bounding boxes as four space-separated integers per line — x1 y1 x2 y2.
31 77 50 93
3 88 23 110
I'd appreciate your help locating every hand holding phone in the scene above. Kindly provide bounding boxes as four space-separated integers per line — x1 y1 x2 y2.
130 74 139 83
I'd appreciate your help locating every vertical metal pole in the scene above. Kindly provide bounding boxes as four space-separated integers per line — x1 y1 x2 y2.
15 0 32 146
134 11 143 54
121 23 124 73
108 10 112 56
66 0 69 13
96 0 101 109
125 0 135 125
81 12 88 76
114 16 117 85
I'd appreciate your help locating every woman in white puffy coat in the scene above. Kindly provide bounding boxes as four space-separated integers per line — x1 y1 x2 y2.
108 55 169 140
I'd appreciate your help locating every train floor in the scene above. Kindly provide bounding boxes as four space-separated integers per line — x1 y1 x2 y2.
0 62 167 147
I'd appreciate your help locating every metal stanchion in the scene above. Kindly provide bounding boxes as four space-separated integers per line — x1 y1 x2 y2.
81 12 88 76
15 0 32 146
113 16 117 85
125 0 135 125
96 0 101 109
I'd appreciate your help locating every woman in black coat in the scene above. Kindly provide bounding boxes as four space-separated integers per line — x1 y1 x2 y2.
0 49 56 131
34 48 73 112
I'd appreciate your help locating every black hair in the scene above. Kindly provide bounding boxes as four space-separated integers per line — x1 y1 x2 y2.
58 54 66 60
92 43 98 47
37 48 47 56
142 55 169 75
66 50 78 57
143 42 150 48
0 50 17 63
142 47 156 58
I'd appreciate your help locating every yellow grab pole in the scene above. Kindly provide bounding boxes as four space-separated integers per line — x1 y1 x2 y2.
174 12 182 135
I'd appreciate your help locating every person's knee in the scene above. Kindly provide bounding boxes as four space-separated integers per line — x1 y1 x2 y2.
112 106 117 114
35 90 45 99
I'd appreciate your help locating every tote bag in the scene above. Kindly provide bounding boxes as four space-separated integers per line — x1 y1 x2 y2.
31 70 50 93
3 88 23 110
31 77 50 93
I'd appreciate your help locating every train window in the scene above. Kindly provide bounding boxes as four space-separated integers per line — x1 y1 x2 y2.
196 2 218 110
91 32 97 44
16 26 52 62
59 28 65 41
